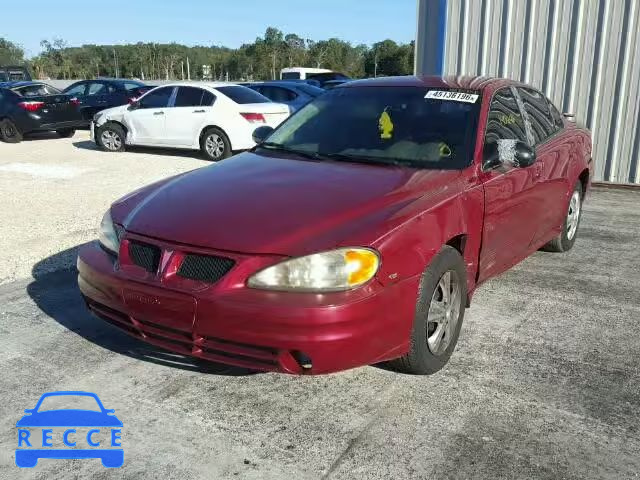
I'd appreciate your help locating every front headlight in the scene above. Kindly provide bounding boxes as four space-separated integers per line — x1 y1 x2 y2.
98 210 121 255
247 247 380 292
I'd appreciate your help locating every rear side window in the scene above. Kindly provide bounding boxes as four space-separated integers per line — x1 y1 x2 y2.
201 90 215 106
174 87 207 107
217 86 270 104
281 72 301 80
517 87 558 144
139 87 173 109
259 86 297 102
123 81 145 91
87 83 107 95
485 88 528 144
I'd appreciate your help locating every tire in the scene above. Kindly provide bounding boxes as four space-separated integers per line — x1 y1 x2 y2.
200 127 231 161
387 246 467 375
0 118 23 143
96 123 126 152
56 128 75 138
542 181 583 253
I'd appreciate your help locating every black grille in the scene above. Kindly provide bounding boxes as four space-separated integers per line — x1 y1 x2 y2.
129 241 161 273
177 254 235 283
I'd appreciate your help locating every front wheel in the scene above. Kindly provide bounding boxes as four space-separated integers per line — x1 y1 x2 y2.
0 118 23 143
387 246 467 375
96 123 126 152
542 181 583 252
200 127 231 161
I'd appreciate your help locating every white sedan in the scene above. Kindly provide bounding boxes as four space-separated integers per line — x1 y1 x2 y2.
90 82 290 160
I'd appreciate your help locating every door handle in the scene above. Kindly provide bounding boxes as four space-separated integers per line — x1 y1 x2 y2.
153 111 164 116
193 109 205 113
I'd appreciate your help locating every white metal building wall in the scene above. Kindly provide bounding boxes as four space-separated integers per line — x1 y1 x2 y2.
439 0 640 183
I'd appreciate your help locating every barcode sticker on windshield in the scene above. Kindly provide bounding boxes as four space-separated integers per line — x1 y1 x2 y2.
425 90 479 103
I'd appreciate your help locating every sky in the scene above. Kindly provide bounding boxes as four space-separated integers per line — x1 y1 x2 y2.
4 0 417 57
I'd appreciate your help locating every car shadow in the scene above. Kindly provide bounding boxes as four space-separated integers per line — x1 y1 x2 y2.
26 244 258 377
72 140 207 160
21 132 62 141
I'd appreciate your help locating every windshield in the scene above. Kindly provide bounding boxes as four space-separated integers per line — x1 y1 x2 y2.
264 86 481 169
37 395 102 412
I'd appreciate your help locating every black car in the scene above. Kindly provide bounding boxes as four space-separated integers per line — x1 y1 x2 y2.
0 81 84 143
63 79 151 123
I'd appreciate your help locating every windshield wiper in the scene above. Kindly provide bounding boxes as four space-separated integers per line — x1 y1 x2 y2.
255 142 322 161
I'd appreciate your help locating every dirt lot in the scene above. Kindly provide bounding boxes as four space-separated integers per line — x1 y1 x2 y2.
0 134 639 479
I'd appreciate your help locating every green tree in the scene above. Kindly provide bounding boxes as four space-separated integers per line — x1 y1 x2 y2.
0 38 25 64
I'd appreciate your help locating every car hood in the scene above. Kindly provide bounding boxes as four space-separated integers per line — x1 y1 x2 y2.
16 410 123 427
112 152 463 256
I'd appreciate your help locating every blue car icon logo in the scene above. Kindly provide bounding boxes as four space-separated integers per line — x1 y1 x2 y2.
15 391 123 468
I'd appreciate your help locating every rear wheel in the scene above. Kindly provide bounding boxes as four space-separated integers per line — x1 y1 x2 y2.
387 246 467 375
0 118 23 143
542 181 583 252
96 123 125 152
56 128 75 138
200 127 231 161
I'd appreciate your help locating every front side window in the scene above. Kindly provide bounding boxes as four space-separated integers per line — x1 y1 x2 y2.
264 86 481 169
485 88 529 145
64 82 87 96
548 98 565 130
138 87 174 109
518 87 558 144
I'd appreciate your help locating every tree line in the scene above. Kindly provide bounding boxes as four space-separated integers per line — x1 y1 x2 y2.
0 28 414 81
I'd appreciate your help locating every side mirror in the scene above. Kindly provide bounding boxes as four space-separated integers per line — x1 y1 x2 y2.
252 125 274 144
483 139 536 170
127 101 139 111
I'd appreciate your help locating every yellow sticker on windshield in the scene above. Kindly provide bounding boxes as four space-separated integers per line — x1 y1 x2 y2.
379 109 394 140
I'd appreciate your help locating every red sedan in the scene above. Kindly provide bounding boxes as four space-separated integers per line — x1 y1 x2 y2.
78 76 593 375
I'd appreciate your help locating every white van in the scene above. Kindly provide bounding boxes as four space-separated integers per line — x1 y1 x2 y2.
280 67 332 80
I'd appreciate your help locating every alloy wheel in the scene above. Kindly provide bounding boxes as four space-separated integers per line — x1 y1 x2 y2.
101 130 122 151
205 133 225 159
567 190 581 240
427 270 461 355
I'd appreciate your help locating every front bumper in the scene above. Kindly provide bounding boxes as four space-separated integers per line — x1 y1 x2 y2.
77 239 419 374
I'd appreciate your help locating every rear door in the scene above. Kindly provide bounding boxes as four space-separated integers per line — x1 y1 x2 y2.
164 86 215 146
516 87 571 243
478 87 542 281
124 86 174 145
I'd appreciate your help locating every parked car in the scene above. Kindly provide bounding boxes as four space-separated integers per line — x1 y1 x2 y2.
307 72 351 87
244 81 324 112
91 82 289 161
63 79 152 123
0 65 31 82
0 81 84 142
78 76 592 375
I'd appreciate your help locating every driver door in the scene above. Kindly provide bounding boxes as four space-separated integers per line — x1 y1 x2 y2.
478 87 542 282
124 86 175 146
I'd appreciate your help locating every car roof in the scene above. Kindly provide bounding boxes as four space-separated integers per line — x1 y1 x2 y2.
157 81 240 89
343 75 520 94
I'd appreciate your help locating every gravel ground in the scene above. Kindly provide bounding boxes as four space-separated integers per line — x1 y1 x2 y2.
0 136 639 479
0 131 207 283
